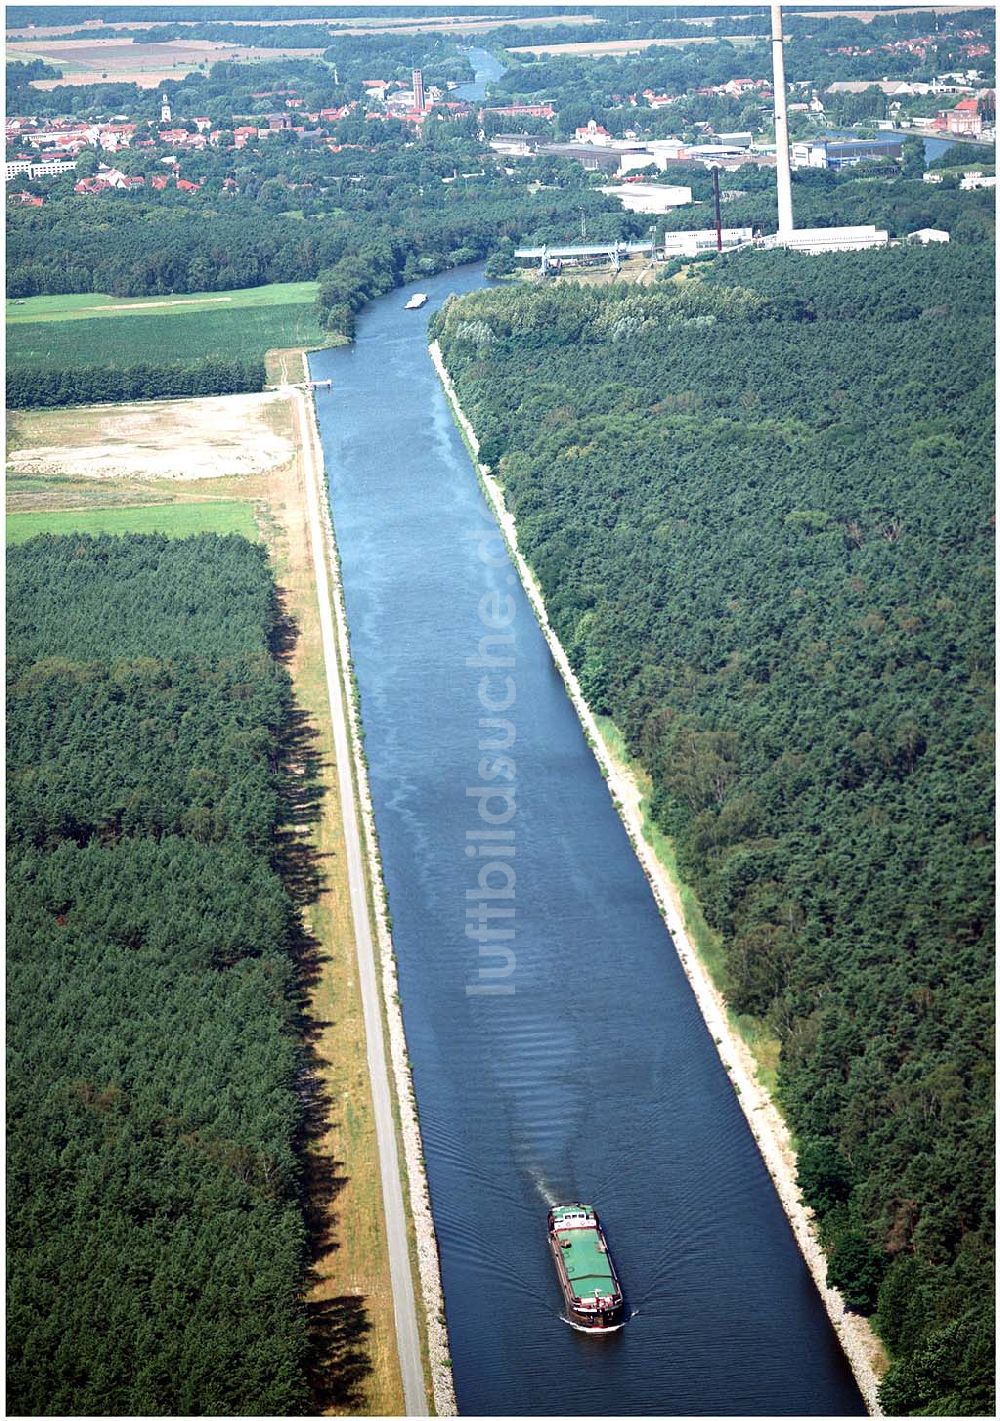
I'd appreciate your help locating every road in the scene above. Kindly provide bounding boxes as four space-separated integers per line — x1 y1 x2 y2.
292 379 427 1417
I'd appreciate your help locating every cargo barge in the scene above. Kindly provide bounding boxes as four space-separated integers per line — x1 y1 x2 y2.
547 1204 625 1331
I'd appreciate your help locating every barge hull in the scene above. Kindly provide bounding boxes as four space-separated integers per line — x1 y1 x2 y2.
548 1204 625 1332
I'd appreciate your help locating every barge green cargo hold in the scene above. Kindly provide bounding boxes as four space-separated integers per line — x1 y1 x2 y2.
548 1204 625 1331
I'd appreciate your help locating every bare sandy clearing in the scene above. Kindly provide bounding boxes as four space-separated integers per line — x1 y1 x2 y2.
8 392 294 482
87 296 235 313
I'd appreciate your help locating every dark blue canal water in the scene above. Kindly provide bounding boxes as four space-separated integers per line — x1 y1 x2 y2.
308 267 865 1417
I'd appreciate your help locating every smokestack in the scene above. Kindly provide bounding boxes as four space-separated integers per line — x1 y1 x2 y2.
412 68 425 113
712 165 723 251
770 3 794 236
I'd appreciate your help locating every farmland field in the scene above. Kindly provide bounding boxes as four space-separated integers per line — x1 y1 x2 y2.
6 13 599 42
7 282 326 372
8 36 326 87
508 33 761 55
6 500 259 543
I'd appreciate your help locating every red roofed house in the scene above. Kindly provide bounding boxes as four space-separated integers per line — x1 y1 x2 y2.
74 166 143 193
97 122 136 152
938 97 983 136
8 190 44 206
175 177 201 192
151 173 171 190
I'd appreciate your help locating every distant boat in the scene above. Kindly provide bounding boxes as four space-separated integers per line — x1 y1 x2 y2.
548 1204 625 1332
405 292 429 310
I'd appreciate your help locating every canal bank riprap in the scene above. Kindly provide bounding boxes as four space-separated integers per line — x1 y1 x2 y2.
430 338 886 1417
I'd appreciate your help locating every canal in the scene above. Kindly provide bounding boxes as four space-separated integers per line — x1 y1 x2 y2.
308 261 866 1415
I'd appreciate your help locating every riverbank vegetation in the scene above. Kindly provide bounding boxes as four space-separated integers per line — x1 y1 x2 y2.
433 241 994 1416
7 534 314 1413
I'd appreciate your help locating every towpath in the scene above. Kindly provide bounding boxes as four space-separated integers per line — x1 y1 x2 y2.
290 378 426 1416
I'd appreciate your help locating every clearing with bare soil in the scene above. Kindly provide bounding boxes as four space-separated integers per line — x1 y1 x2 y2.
7 393 294 483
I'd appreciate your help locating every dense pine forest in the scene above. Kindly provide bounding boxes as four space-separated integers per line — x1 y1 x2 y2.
6 356 264 409
7 535 318 1414
433 244 994 1415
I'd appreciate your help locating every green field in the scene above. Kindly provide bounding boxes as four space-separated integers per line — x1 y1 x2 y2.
6 500 260 543
6 282 326 372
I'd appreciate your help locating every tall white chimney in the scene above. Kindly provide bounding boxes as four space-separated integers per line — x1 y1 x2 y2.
771 3 794 235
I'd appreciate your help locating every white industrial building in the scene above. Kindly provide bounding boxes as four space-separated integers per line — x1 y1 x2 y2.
790 137 903 171
597 182 692 214
662 227 754 255
28 158 77 177
909 228 951 244
760 224 889 253
959 170 997 190
617 137 754 174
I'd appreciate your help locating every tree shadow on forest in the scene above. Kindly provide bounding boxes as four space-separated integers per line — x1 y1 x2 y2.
274 703 327 914
269 588 300 665
271 598 376 1411
306 1295 375 1413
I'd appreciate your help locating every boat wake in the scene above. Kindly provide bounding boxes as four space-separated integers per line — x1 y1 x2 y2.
528 1165 559 1209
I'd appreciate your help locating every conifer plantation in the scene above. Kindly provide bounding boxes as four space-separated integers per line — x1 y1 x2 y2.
434 243 994 1416
7 534 314 1415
